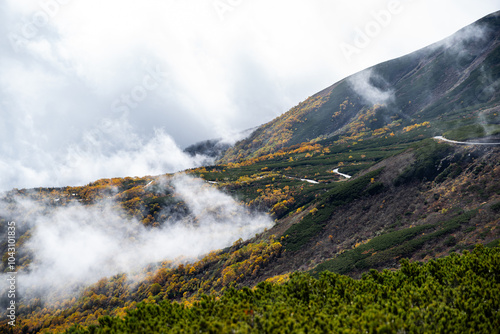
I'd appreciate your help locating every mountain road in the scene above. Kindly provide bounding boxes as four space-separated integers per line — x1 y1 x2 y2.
433 136 500 146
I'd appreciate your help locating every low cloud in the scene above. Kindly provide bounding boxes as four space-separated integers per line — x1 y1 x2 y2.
347 68 394 106
441 22 489 51
0 174 273 303
0 117 211 191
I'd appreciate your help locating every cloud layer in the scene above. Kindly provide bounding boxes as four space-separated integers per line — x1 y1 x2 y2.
0 174 273 301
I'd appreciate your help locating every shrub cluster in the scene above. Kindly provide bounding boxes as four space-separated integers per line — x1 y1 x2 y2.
67 245 499 333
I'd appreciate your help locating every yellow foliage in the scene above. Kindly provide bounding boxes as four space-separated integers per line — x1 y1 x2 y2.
265 273 290 285
403 121 431 132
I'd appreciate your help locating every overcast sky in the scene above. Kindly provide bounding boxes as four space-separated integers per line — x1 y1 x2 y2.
0 0 499 191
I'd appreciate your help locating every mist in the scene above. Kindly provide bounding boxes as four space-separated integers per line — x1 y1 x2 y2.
0 174 273 303
347 68 394 106
0 117 213 191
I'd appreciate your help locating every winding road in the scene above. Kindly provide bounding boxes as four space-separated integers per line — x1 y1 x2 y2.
207 169 353 186
298 178 319 184
205 136 496 188
332 168 352 179
433 136 500 146
284 176 319 184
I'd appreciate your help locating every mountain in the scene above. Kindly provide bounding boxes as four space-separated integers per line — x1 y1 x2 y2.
184 138 231 158
2 12 500 334
220 11 500 162
184 127 257 159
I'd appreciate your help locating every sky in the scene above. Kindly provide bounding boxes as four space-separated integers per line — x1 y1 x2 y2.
0 0 499 191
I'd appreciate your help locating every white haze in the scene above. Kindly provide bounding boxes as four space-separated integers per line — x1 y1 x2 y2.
346 18 497 127
1 118 213 191
347 69 395 106
0 174 273 301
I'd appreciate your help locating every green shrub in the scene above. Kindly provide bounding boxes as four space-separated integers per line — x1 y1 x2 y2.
65 246 500 334
284 169 384 252
311 224 433 275
394 139 452 186
491 201 500 213
312 210 477 275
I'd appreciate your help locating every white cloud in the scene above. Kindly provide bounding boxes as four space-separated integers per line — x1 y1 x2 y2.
0 174 273 301
0 0 499 190
347 69 394 106
0 118 211 190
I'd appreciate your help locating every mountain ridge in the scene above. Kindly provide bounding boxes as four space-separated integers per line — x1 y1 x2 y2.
219 10 500 163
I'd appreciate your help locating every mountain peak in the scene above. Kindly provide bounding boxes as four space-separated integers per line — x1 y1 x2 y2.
220 12 500 163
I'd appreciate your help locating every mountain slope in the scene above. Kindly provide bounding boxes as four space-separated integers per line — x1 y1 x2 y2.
4 135 499 333
220 11 500 163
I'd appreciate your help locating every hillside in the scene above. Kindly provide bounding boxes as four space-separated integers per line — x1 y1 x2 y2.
220 11 500 163
2 131 499 333
1 11 500 334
